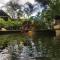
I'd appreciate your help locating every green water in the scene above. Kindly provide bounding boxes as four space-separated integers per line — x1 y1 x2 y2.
0 33 60 60
32 33 60 60
0 34 26 47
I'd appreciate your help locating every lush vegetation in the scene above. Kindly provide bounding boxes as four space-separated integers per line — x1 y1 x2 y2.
0 18 24 30
2 0 60 30
0 0 60 59
36 0 60 17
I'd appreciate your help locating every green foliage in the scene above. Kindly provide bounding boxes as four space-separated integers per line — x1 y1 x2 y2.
38 0 60 29
41 10 54 29
0 18 24 30
36 0 60 17
48 0 60 16
30 12 53 30
0 34 26 47
20 0 60 29
7 19 22 27
0 18 7 27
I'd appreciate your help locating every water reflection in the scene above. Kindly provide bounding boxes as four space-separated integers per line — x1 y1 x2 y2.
0 33 60 60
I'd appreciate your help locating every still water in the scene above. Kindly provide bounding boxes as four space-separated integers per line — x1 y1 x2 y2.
0 33 60 60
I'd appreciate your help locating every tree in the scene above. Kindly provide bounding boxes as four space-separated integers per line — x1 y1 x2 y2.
36 0 50 5
35 0 60 29
23 2 41 19
36 0 60 17
6 1 22 19
23 2 33 19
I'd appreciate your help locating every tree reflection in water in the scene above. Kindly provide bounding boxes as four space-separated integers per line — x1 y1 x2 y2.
0 33 60 60
33 31 60 60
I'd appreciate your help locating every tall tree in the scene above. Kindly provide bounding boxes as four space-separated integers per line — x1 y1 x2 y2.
6 1 22 19
36 0 60 17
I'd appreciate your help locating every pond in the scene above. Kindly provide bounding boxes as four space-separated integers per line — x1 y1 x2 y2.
0 32 60 60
